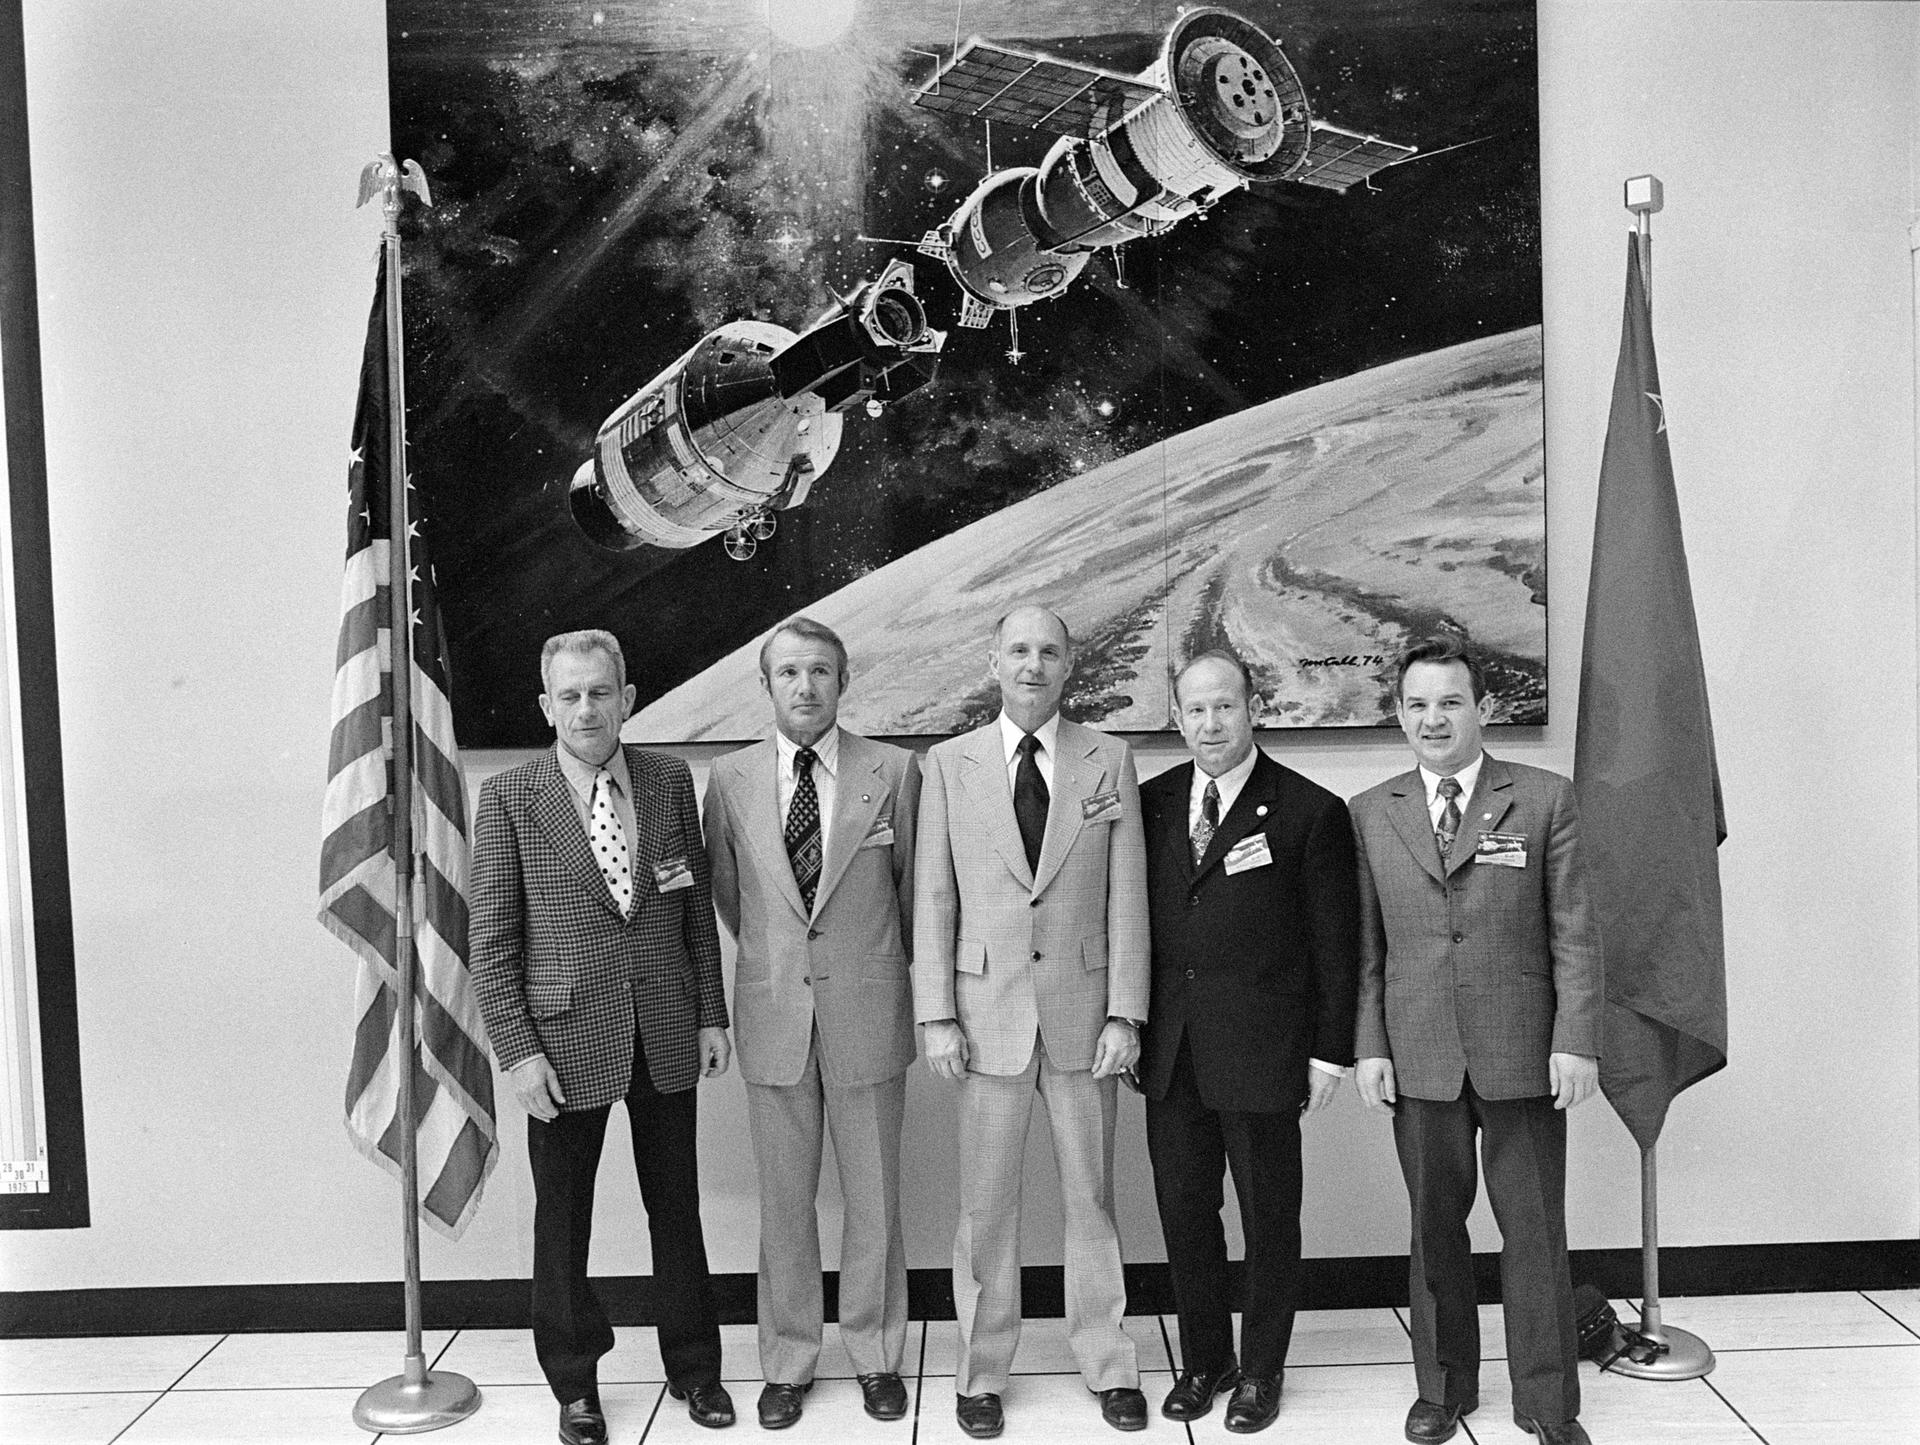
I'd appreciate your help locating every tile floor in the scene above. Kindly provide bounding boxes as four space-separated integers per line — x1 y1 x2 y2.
1 1291 1914 1444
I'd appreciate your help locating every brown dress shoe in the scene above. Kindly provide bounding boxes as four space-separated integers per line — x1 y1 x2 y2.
668 1379 737 1429
955 1391 1003 1439
857 1372 909 1420
1223 1373 1283 1434
1515 1412 1593 1445
1405 1397 1476 1443
1095 1386 1148 1431
558 1396 607 1445
1162 1360 1241 1421
756 1381 811 1429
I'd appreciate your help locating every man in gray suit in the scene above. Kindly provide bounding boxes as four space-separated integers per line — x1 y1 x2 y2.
1351 637 1603 1445
914 604 1151 1440
704 617 920 1430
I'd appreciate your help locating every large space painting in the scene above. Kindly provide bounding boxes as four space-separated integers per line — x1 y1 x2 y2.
387 0 1546 746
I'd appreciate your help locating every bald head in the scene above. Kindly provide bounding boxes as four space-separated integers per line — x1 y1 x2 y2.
993 605 1072 653
989 604 1074 732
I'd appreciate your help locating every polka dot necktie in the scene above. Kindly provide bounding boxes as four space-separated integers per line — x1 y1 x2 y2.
589 768 632 914
1435 775 1463 857
1191 779 1220 865
785 746 822 915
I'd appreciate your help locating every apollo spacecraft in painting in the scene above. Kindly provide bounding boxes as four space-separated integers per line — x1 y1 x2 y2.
570 8 1416 561
912 6 1417 333
568 259 943 560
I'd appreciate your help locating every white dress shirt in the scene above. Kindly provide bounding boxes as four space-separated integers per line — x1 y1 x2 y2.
776 725 840 842
1186 746 1259 834
1418 752 1485 829
554 742 636 856
997 710 1060 791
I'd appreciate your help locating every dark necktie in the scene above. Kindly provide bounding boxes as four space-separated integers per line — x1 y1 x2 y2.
785 746 822 913
1013 733 1049 873
1435 775 1463 856
1191 779 1220 865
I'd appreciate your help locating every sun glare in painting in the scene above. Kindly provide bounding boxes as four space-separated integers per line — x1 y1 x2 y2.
766 0 859 50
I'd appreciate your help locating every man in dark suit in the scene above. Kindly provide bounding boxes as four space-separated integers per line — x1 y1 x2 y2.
1351 637 1603 1445
472 629 736 1443
703 617 920 1430
1137 650 1360 1435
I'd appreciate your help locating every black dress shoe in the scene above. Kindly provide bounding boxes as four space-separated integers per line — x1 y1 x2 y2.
857 1372 909 1420
955 1391 1003 1439
756 1381 811 1429
1515 1412 1592 1445
1161 1360 1241 1420
1405 1397 1476 1444
1095 1386 1148 1432
1223 1372 1283 1434
558 1396 608 1445
668 1379 737 1429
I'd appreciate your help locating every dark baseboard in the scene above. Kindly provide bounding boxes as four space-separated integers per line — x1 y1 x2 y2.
5 1239 1915 1338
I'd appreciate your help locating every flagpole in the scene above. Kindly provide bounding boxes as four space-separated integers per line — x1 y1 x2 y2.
1605 173 1714 1382
351 154 482 1435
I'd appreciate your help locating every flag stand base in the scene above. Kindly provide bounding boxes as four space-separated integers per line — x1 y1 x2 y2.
1607 1324 1715 1381
353 1363 482 1434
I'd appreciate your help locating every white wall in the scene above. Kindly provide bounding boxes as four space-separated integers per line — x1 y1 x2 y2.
2 0 1914 1295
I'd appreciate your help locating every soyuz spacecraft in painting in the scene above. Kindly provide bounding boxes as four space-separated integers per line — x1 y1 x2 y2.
569 6 1415 560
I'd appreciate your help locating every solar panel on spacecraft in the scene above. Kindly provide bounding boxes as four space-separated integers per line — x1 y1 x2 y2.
912 38 1164 138
1294 122 1418 192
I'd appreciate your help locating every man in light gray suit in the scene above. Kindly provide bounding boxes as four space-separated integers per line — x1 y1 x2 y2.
914 604 1151 1440
1352 637 1603 1445
704 617 921 1431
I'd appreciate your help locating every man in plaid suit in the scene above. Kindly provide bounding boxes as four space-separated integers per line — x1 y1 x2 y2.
1351 637 1603 1445
472 630 735 1444
914 604 1151 1439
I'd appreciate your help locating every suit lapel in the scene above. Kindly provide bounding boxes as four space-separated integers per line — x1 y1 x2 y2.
961 724 1033 887
1194 751 1278 881
735 738 809 920
1033 720 1100 895
530 749 625 918
623 744 669 886
815 731 887 914
1446 753 1515 877
1385 769 1448 885
1158 760 1199 882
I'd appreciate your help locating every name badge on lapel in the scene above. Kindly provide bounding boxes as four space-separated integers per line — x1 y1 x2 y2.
653 856 694 892
1474 832 1527 868
860 815 895 850
1223 833 1273 875
1081 790 1123 824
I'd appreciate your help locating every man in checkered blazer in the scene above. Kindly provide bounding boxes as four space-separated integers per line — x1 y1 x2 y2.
472 630 735 1443
914 605 1151 1439
1351 637 1603 1445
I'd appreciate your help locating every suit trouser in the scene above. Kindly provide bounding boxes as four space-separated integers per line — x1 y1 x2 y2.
953 1034 1139 1397
1145 1038 1303 1378
1393 1077 1579 1425
526 1033 722 1403
744 1029 909 1384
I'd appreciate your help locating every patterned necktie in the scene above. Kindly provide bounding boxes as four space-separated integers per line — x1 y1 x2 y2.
785 746 823 914
1013 733 1049 873
1191 779 1220 865
589 768 633 914
1435 775 1463 857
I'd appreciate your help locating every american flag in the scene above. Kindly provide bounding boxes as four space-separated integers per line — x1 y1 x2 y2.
319 255 496 1238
